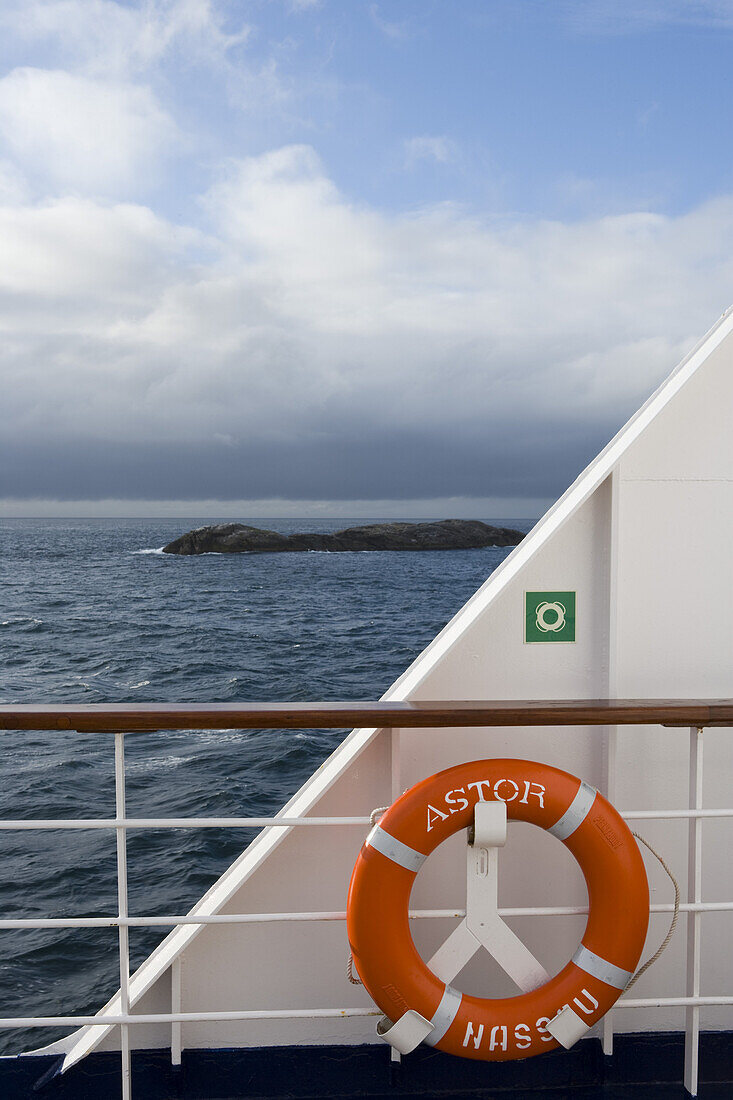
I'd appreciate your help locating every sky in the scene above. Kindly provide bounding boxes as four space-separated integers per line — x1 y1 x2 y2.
2 0 733 518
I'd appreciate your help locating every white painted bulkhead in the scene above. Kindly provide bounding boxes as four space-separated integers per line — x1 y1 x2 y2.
41 308 733 1063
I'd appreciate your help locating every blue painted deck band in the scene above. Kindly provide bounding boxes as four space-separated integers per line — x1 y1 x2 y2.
0 1031 729 1099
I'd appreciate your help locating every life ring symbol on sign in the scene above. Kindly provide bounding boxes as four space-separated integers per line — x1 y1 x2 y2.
535 600 566 632
346 759 649 1062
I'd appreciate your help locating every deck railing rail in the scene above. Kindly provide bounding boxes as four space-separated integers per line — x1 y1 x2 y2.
0 700 731 1100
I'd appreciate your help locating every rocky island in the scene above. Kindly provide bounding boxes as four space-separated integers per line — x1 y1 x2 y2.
162 519 525 555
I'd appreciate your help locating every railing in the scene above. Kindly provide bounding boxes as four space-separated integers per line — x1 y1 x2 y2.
0 700 731 1100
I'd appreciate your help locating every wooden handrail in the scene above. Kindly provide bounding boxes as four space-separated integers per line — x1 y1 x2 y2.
0 700 732 731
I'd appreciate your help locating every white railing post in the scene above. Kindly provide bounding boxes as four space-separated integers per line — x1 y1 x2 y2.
115 732 132 1100
602 465 620 1058
171 957 182 1066
601 723 617 1057
684 726 704 1097
387 726 402 1069
389 726 401 803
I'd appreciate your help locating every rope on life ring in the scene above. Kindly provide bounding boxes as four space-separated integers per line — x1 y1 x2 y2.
346 758 650 1062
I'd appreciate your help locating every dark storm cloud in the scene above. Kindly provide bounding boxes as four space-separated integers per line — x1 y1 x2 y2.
1 419 613 502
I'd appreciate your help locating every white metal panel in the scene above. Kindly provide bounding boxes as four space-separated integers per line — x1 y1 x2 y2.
614 483 733 698
620 335 733 483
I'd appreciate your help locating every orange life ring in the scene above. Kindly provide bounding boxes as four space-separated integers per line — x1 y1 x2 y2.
347 759 649 1061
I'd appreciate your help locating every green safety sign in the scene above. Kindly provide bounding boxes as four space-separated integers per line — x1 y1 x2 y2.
525 591 576 643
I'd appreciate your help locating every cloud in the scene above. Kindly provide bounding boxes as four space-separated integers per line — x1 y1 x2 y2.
0 195 200 300
404 136 453 168
0 158 27 204
0 2 306 162
368 3 412 40
0 0 249 80
0 68 179 194
560 0 733 34
1 144 733 503
0 495 552 519
637 101 660 130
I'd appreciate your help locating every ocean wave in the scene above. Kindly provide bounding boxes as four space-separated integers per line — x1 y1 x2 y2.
131 547 166 555
126 752 200 773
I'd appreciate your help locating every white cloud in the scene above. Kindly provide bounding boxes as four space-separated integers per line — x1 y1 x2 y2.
368 3 411 40
0 0 249 79
0 1 335 207
404 135 453 168
0 196 200 301
0 158 27 204
0 68 179 194
2 145 733 498
561 0 733 34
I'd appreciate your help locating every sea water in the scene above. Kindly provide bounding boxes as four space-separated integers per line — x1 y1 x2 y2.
0 516 535 1055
